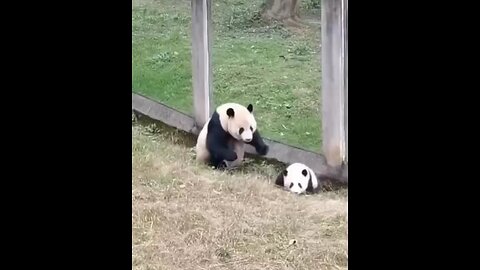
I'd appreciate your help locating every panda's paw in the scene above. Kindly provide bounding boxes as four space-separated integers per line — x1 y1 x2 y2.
217 161 228 170
257 144 269 156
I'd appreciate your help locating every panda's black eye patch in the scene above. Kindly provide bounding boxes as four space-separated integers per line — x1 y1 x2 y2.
289 183 294 188
239 128 244 134
298 183 302 189
250 126 253 131
301 169 308 177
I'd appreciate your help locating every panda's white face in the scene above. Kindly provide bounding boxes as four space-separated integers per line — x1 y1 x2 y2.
225 104 257 143
284 164 310 194
237 123 254 142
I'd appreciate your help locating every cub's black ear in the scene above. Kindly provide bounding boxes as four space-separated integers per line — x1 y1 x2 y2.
275 170 287 186
302 169 308 177
283 169 288 176
227 108 235 118
247 104 253 113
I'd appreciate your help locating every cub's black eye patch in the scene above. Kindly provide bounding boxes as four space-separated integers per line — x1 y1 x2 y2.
239 128 244 134
250 126 253 131
298 183 302 189
302 169 307 176
289 183 294 188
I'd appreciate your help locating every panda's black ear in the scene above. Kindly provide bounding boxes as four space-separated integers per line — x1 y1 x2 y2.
283 169 288 176
302 169 308 177
247 104 253 113
226 108 235 118
275 172 285 186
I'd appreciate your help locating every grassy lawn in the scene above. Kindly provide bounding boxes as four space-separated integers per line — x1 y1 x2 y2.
132 120 347 270
132 0 323 152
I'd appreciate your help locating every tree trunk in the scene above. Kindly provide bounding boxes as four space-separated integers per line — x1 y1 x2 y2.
261 0 305 27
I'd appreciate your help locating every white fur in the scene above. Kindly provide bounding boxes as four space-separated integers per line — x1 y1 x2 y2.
195 103 256 168
216 103 256 142
195 121 211 163
282 163 318 194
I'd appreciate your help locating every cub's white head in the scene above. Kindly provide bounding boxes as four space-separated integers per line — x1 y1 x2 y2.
275 163 319 194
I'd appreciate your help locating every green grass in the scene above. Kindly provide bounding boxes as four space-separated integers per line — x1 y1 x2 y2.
132 0 323 152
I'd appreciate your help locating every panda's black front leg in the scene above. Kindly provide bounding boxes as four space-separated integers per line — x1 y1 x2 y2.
208 146 238 169
248 130 269 156
206 129 237 169
209 153 236 169
209 159 228 170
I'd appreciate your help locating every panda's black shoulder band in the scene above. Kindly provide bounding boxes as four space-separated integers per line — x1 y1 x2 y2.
209 111 221 126
306 172 314 193
275 172 284 186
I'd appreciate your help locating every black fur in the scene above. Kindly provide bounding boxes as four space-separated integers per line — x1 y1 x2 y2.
226 108 235 118
275 169 287 186
247 104 253 113
305 170 322 194
248 130 269 155
306 172 314 193
206 111 238 168
206 104 269 168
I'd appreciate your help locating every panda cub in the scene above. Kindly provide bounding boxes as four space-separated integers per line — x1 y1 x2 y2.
195 103 269 169
275 163 320 194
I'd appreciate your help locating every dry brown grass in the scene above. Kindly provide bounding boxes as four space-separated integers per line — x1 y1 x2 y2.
132 120 348 270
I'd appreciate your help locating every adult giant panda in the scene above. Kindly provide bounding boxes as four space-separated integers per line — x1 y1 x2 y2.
275 163 320 194
195 102 269 169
